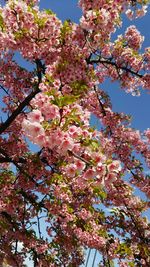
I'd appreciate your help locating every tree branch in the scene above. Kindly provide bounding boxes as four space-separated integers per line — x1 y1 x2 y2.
87 57 143 78
0 59 45 135
0 88 40 135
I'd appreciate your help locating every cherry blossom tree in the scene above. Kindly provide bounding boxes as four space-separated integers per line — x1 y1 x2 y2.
0 0 150 266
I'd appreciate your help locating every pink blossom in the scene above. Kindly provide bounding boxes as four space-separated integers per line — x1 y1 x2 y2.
105 172 117 183
84 168 95 179
59 138 74 153
66 164 76 177
136 6 147 18
107 160 121 172
145 128 150 143
41 104 60 120
125 26 144 50
27 109 44 123
75 159 86 171
22 119 45 138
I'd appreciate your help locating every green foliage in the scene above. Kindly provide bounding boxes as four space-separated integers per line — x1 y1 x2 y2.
56 60 68 72
0 220 8 230
14 28 29 40
128 262 135 267
52 95 78 107
115 242 132 257
62 108 83 130
45 9 56 16
137 0 150 5
93 187 107 201
0 13 5 31
0 169 16 184
45 75 55 85
81 138 99 151
28 6 48 29
104 260 115 267
35 16 47 29
60 20 72 43
70 80 88 96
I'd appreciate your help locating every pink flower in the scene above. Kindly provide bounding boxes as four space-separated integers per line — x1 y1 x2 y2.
75 159 86 171
68 125 80 138
125 9 134 20
59 138 74 153
66 164 76 177
77 208 92 220
136 6 147 18
22 119 45 138
27 109 44 123
105 172 117 183
41 104 60 120
96 163 106 177
28 122 45 137
125 25 144 50
92 152 106 163
107 160 121 172
35 134 46 146
84 168 95 179
145 128 150 143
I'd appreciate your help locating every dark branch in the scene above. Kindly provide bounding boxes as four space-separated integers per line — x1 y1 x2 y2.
0 59 45 135
0 88 40 135
93 86 112 135
87 57 143 78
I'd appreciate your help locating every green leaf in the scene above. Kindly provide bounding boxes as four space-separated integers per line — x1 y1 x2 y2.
0 13 5 30
70 80 88 95
60 20 72 43
45 9 56 16
51 95 78 107
93 187 107 201
128 262 135 267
